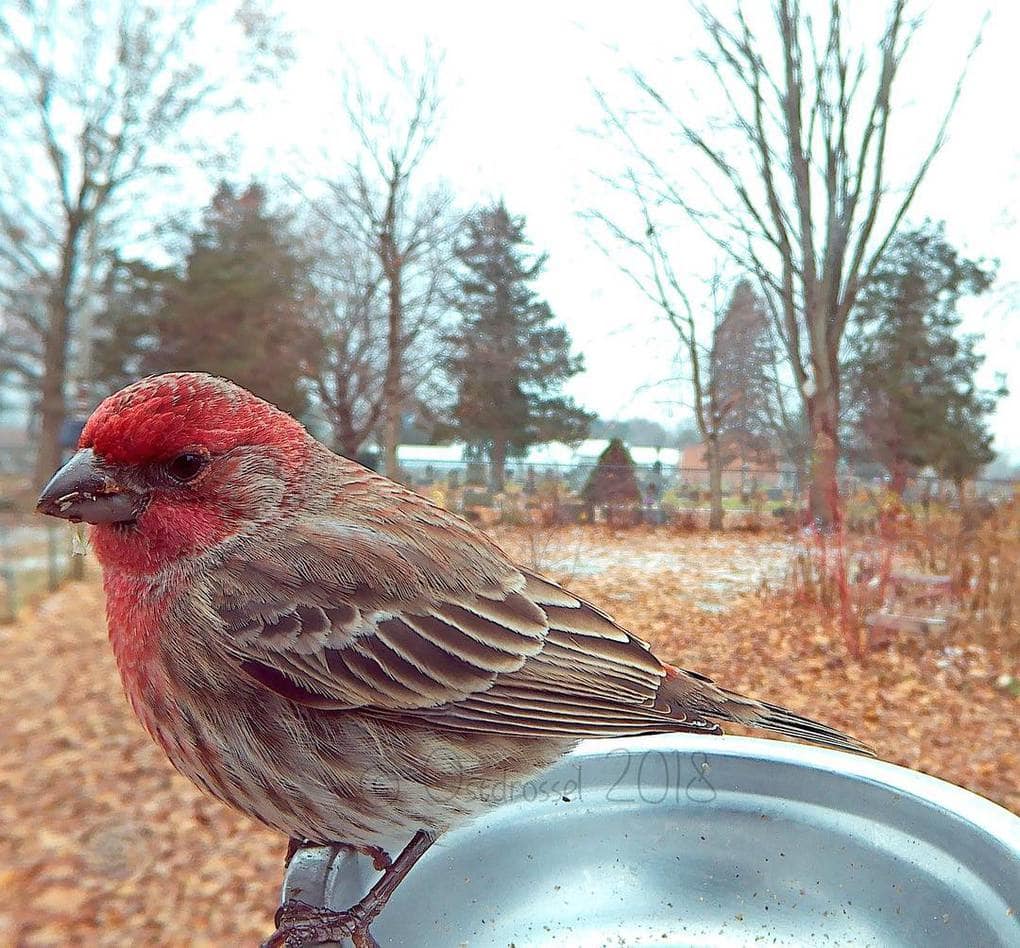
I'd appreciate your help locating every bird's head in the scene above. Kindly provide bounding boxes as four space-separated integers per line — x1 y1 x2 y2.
36 373 313 572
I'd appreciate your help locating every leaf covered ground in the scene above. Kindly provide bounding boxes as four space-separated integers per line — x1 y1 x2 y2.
1 527 1016 946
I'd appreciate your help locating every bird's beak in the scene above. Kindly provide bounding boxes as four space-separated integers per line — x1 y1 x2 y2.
36 448 145 525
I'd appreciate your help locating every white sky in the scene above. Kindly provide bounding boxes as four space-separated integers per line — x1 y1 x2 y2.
224 1 1019 460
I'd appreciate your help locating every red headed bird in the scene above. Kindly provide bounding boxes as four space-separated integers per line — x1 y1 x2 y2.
37 373 870 947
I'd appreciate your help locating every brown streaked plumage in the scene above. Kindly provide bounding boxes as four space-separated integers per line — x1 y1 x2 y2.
36 372 872 947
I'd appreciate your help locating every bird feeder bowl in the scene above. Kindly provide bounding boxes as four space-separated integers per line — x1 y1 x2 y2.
281 734 1020 946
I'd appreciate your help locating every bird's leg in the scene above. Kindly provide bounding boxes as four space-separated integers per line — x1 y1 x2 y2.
348 830 435 925
264 829 437 948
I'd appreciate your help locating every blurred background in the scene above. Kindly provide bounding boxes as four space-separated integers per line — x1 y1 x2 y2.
0 2 1017 945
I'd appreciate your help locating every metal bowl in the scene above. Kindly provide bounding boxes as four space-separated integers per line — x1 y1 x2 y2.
282 735 1020 946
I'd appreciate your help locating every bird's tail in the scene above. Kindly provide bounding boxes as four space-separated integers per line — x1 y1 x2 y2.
659 664 874 756
718 692 876 756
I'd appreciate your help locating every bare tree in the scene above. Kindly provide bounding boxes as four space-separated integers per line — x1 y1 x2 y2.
758 290 811 491
0 275 48 401
0 0 288 485
306 49 455 478
305 227 387 458
590 186 772 530
596 1 983 526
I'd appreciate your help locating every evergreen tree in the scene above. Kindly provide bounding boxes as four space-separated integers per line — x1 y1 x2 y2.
444 202 593 489
711 278 774 464
845 223 1000 492
95 183 319 418
161 183 319 416
582 438 642 523
92 257 174 397
933 396 1000 493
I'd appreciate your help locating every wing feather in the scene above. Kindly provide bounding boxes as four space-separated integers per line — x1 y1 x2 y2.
399 613 528 672
433 602 546 652
350 629 461 703
541 602 631 642
210 542 681 732
523 572 581 607
206 511 868 753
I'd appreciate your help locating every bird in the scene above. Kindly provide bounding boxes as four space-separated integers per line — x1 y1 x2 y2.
36 372 871 947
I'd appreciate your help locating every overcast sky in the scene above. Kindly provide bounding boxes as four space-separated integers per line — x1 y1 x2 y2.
228 1 1019 460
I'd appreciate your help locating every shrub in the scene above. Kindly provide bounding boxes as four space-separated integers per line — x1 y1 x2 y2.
583 439 640 503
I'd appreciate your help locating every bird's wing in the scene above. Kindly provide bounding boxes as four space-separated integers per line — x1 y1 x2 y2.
208 509 869 752
207 509 715 734
394 568 729 738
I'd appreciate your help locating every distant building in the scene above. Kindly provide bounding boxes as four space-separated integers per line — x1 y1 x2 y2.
679 442 796 491
522 439 680 471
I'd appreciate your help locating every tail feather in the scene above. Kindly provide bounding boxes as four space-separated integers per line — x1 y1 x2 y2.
659 665 874 756
718 692 875 756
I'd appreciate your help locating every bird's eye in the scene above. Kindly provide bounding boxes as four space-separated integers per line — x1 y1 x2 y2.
166 452 208 483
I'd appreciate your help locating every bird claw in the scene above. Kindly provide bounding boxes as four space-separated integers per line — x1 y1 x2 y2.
263 898 376 948
266 830 434 946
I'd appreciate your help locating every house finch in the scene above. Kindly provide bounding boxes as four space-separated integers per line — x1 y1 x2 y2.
37 373 870 947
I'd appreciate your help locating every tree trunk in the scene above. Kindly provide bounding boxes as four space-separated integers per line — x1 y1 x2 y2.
489 440 506 492
953 478 967 513
889 461 910 496
382 254 402 481
330 403 366 462
34 217 84 487
336 430 362 461
706 435 724 531
807 383 841 529
35 330 68 486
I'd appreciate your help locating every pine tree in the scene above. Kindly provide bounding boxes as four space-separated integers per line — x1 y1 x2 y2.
444 202 593 489
697 277 778 529
95 183 320 418
582 438 642 524
92 257 175 397
845 223 1000 493
711 279 775 464
161 183 319 416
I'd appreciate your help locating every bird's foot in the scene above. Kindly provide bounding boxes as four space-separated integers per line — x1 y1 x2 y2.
268 830 436 947
261 898 378 948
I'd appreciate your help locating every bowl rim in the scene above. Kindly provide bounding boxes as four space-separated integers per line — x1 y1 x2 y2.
282 732 1020 913
569 732 1020 846
278 733 1020 948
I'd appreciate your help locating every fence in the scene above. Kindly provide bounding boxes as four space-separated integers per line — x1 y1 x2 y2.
385 458 1015 522
0 449 1015 620
0 512 88 622
382 458 795 526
